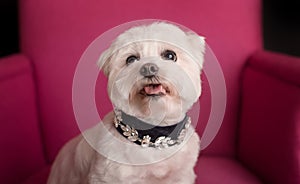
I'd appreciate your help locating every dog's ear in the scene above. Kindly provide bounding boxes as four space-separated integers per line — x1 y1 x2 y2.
97 48 112 77
186 33 206 69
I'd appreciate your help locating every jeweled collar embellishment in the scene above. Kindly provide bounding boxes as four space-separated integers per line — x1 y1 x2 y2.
113 109 191 149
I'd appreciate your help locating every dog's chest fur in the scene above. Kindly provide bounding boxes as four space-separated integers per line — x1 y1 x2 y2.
48 112 200 184
89 151 197 184
88 113 200 184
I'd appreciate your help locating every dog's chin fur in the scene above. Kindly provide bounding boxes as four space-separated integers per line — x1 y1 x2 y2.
47 22 205 184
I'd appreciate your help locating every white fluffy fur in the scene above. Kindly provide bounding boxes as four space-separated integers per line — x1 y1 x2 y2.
47 22 205 184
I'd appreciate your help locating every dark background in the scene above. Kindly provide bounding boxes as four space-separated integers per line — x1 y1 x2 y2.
263 0 300 57
0 0 299 57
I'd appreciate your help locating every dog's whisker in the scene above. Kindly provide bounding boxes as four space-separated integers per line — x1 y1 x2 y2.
144 76 161 84
154 76 160 83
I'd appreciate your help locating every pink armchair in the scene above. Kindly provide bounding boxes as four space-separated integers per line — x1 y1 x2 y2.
0 0 299 183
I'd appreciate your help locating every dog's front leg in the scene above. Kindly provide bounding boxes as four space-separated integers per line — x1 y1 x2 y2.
47 136 95 184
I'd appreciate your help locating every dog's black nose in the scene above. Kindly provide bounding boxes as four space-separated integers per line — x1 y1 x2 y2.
140 63 159 77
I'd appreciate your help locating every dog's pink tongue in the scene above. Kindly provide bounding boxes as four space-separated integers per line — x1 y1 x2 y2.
144 85 166 95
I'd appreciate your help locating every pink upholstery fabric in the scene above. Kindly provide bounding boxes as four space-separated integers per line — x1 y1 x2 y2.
238 51 300 183
0 55 46 184
248 51 300 85
19 0 262 162
22 165 50 184
195 156 262 184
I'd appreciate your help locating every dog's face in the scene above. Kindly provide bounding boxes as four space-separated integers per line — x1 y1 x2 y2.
99 22 205 125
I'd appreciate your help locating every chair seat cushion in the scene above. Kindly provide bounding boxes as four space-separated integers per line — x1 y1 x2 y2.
195 156 262 184
23 157 261 184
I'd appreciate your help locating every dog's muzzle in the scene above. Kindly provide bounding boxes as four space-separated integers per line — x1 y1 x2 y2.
138 63 168 96
140 63 159 77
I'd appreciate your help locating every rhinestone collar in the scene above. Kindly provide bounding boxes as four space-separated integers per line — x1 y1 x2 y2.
113 110 191 149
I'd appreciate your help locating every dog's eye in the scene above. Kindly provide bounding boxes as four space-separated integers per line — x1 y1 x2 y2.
161 50 177 62
126 55 139 65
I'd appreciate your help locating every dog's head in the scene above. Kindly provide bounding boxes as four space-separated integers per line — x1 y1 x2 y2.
98 22 205 125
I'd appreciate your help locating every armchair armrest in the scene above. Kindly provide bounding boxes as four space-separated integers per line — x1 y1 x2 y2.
237 51 300 184
0 54 46 183
247 50 300 85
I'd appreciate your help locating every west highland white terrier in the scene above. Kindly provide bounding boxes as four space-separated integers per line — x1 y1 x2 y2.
48 22 205 184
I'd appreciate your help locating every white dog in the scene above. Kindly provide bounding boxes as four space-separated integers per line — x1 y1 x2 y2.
47 22 205 184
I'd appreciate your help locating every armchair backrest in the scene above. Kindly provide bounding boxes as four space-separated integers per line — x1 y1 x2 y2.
19 0 262 162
